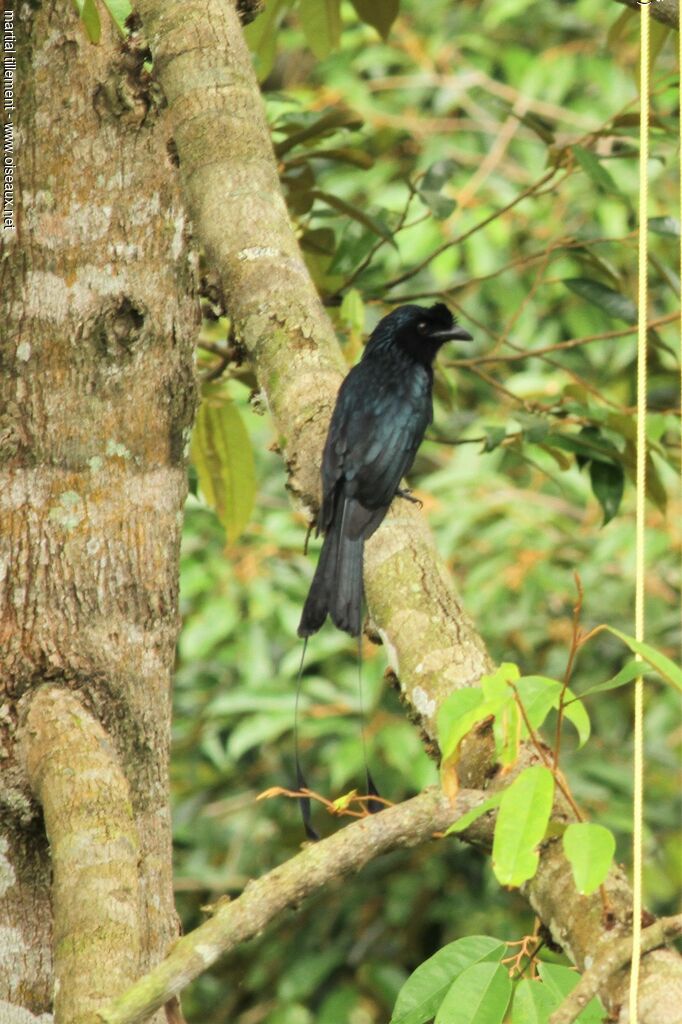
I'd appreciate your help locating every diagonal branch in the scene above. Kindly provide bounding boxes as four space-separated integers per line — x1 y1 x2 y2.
94 788 485 1024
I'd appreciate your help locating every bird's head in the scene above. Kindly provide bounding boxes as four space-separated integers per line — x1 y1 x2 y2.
364 302 472 365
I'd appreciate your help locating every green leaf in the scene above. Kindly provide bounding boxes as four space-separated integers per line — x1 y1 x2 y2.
649 216 681 237
437 688 486 763
421 159 457 192
191 396 257 544
600 627 682 692
492 766 554 887
493 697 520 767
299 0 342 59
575 659 644 699
572 145 619 193
537 964 604 1022
434 962 512 1024
227 712 292 760
563 823 616 894
482 426 507 452
418 190 456 220
561 695 591 748
340 288 366 333
390 936 506 1024
511 978 557 1024
564 278 636 323
275 108 363 157
244 0 290 79
101 0 131 33
514 412 549 443
300 228 337 255
446 793 503 836
514 676 561 731
312 190 396 246
350 0 400 39
80 0 102 42
481 662 520 700
589 458 624 524
417 160 457 220
294 146 374 169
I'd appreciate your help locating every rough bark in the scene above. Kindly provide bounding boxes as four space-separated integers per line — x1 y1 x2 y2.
0 2 197 1019
129 1 682 1021
20 688 141 1023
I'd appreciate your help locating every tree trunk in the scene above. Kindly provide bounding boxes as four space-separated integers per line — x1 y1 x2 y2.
0 3 197 1019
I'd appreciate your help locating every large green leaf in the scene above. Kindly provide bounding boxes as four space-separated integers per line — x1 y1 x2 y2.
434 962 512 1024
512 676 591 748
563 822 615 895
191 396 257 544
390 936 506 1024
510 978 556 1024
436 688 486 763
102 0 131 33
492 766 554 886
74 0 101 42
244 0 290 79
538 964 604 1022
350 0 400 39
300 0 342 58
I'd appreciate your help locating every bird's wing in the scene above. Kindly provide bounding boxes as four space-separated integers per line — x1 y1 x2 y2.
320 359 432 538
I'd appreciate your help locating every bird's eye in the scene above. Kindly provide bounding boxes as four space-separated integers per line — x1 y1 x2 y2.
417 321 428 334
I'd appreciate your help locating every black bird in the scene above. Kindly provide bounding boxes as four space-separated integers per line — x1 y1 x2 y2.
298 303 472 639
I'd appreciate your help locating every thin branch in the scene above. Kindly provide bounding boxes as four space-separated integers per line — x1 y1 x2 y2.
381 168 559 292
94 788 485 1024
549 914 682 1024
553 573 584 771
447 312 681 367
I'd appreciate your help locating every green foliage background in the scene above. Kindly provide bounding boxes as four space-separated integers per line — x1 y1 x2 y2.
174 0 680 1020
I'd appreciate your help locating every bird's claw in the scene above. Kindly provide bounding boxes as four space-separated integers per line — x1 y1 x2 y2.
396 487 423 509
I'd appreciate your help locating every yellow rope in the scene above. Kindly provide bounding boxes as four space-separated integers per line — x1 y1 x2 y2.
630 3 650 1020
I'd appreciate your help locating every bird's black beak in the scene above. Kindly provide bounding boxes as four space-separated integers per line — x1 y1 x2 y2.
432 325 473 343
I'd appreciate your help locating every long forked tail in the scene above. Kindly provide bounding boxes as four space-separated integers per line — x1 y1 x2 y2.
298 502 364 638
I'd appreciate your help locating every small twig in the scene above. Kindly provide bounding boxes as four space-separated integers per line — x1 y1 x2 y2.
447 312 680 367
507 683 585 822
549 914 682 1024
381 167 559 292
332 180 418 298
553 573 584 771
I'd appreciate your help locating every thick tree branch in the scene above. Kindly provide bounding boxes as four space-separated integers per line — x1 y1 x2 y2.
550 914 682 1024
94 788 484 1024
131 1 682 1019
613 0 679 30
20 687 141 1024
